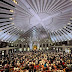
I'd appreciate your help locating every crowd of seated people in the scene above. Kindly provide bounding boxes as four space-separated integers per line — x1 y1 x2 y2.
0 50 72 72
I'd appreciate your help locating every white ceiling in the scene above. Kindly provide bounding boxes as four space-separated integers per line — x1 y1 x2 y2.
0 0 72 43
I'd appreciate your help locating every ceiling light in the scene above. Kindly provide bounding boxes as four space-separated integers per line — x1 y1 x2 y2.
64 26 66 28
21 30 22 31
9 18 13 20
68 23 71 25
10 10 14 12
12 0 18 4
11 23 14 24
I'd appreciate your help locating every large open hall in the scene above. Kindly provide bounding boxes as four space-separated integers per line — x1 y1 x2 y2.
0 0 72 72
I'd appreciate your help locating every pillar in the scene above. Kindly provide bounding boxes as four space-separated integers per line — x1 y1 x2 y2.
62 44 65 56
62 44 65 52
6 50 9 57
42 43 43 50
26 43 27 51
55 48 56 52
56 47 58 52
22 43 24 52
6 46 9 55
37 42 40 50
71 49 72 54
58 48 59 52
67 40 69 45
12 49 14 53
0 51 2 59
45 43 47 50
29 41 32 51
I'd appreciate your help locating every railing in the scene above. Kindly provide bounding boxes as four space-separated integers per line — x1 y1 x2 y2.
51 45 72 48
0 47 17 51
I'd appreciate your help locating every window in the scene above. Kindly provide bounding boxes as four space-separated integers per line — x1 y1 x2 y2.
20 44 22 48
43 44 45 47
24 45 25 47
47 44 48 47
40 45 41 47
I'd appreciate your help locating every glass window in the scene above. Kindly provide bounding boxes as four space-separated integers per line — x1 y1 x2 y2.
43 44 45 47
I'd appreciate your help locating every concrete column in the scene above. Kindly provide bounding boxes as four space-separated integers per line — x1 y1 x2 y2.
42 43 43 50
56 47 58 52
62 44 65 52
55 48 56 52
62 44 65 56
16 48 18 52
6 46 9 55
71 49 72 54
29 41 32 51
22 43 24 52
12 49 14 53
0 51 2 59
67 41 69 45
45 43 46 50
26 43 27 51
6 50 8 55
37 42 40 50
58 48 59 52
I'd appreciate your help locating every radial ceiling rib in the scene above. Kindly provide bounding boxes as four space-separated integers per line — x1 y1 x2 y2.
50 0 71 14
48 0 65 13
53 32 60 42
47 0 56 12
53 32 59 42
56 31 62 41
5 29 20 41
62 29 72 39
44 0 51 12
0 1 14 10
58 30 67 40
43 0 47 12
53 32 58 42
50 32 55 42
0 28 16 40
32 0 38 13
58 30 66 41
60 30 70 40
36 0 40 12
47 0 60 13
51 32 56 42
